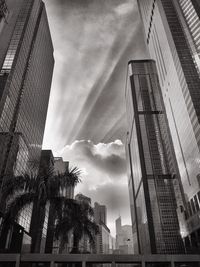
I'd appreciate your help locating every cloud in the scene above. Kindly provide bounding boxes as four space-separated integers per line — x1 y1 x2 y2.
57 140 131 235
114 2 134 16
60 139 126 178
42 0 148 151
41 0 147 235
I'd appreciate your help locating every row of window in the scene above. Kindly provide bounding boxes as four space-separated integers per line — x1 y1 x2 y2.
185 191 200 219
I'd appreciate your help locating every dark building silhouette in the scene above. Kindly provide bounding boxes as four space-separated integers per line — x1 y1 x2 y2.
137 0 200 253
126 60 184 254
31 150 72 253
30 150 54 253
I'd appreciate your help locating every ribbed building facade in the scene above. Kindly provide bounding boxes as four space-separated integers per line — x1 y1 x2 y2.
126 60 184 254
177 0 200 72
0 0 54 233
137 0 200 252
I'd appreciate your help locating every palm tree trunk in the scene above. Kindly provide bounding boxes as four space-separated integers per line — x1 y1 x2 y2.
71 234 79 254
30 198 46 253
45 201 56 253
0 221 11 251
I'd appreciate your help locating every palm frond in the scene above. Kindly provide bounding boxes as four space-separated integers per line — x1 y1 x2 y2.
5 192 35 223
48 196 66 219
83 222 99 246
60 166 82 188
55 217 73 239
55 198 99 251
1 175 26 201
47 176 61 198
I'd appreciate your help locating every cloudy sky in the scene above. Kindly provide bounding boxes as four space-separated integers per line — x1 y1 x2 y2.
42 0 148 235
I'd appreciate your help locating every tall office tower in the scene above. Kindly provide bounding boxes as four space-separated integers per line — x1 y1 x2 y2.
126 60 184 254
137 0 200 251
115 217 133 254
0 0 54 181
93 202 111 254
0 0 54 251
94 202 107 225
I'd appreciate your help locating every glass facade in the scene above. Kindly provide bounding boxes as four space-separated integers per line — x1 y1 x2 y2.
137 0 200 248
0 0 54 232
126 60 184 254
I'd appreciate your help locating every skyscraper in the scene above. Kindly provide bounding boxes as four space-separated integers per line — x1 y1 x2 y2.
115 217 133 254
137 0 200 251
0 0 54 181
94 202 107 225
126 60 184 254
93 202 111 254
0 0 54 241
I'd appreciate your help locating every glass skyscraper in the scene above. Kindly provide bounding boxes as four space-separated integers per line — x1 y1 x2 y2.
0 0 54 232
138 0 200 252
126 60 184 254
0 0 54 179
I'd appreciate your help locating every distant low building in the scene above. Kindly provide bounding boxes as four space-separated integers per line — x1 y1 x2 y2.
115 217 133 254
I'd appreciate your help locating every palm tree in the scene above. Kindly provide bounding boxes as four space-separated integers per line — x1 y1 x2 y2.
0 166 81 253
44 167 81 253
55 198 99 254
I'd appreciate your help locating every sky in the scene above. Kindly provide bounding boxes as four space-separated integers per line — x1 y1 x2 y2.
42 0 148 236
